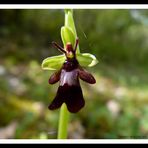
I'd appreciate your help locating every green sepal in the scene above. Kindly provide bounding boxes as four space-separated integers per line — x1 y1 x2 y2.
41 54 66 70
77 53 98 67
65 10 76 36
61 26 75 48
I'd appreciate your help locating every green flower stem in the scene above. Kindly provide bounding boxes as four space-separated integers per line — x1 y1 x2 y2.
57 103 69 139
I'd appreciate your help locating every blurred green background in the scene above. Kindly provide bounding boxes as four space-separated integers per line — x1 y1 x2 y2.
0 9 148 139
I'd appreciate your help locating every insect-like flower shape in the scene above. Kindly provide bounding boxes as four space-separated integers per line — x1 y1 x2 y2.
50 39 95 113
42 38 98 113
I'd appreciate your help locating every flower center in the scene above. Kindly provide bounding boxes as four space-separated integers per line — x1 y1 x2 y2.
66 42 74 59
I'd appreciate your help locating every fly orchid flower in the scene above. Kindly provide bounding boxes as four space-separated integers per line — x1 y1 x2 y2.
42 38 97 113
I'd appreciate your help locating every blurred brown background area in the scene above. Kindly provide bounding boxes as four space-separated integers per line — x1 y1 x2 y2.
0 9 148 139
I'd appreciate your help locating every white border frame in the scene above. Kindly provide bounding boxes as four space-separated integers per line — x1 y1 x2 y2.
0 4 148 9
0 139 148 143
0 4 148 143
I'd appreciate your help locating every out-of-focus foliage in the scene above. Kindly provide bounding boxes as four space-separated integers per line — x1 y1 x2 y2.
0 9 148 139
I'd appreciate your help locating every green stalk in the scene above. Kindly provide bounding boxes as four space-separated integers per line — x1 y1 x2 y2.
57 103 69 139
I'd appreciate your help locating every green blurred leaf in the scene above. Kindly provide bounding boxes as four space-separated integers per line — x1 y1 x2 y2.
77 53 98 67
41 55 65 70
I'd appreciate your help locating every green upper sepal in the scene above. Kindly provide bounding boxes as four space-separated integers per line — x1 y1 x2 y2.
41 53 98 71
64 9 76 36
61 26 75 49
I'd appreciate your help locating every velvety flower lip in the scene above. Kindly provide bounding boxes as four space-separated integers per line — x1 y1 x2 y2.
48 81 85 113
44 38 96 113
